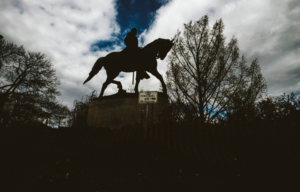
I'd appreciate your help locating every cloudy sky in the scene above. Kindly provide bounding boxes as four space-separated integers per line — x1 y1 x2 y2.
1 0 299 110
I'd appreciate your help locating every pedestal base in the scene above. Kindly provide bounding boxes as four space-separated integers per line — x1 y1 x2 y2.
87 92 169 129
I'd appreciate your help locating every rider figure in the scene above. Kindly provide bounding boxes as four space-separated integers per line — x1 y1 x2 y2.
123 28 141 63
124 28 138 50
123 27 149 79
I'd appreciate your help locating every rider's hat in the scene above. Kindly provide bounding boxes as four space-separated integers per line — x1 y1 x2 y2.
131 28 137 35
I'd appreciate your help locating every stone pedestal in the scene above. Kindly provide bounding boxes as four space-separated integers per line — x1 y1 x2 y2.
87 92 169 129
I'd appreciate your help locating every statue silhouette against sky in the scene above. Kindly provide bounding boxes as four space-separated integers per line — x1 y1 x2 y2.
83 27 176 98
123 28 139 53
122 28 149 80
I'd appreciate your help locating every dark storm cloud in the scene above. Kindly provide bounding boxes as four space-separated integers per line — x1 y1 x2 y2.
245 1 300 97
286 65 300 78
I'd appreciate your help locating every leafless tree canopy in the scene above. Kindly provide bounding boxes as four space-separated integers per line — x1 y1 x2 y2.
67 90 98 129
165 15 268 124
0 37 63 123
0 36 25 71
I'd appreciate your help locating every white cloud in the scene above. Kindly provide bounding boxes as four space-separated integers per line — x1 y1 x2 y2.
0 0 120 108
140 0 300 98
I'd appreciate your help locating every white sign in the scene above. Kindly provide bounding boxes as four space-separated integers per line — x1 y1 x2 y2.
3 100 16 111
139 91 158 104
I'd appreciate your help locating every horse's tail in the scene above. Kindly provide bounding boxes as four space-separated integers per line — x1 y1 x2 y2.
83 57 105 85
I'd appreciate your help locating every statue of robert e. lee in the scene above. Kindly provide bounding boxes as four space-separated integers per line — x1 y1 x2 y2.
83 27 177 98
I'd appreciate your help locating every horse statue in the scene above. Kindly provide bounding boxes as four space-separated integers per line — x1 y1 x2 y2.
83 38 175 98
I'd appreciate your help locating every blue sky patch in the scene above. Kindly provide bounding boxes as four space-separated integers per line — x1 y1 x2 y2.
91 0 168 51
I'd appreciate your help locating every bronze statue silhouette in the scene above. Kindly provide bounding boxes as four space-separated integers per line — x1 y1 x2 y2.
83 29 176 98
122 28 149 80
123 28 139 56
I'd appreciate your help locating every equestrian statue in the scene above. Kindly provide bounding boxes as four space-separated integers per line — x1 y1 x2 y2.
83 28 176 98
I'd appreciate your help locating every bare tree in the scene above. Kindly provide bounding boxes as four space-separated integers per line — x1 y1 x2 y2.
223 91 300 128
0 38 62 125
165 15 268 124
68 90 98 129
262 92 300 125
0 35 25 72
273 92 300 119
46 101 70 128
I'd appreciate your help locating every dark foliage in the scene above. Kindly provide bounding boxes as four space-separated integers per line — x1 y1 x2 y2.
2 116 299 192
68 90 98 129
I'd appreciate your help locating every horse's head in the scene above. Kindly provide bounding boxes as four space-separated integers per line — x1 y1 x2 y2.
157 38 175 60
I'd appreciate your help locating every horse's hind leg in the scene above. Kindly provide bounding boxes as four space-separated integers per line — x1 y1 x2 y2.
148 68 167 94
134 71 142 93
99 71 119 98
99 81 109 98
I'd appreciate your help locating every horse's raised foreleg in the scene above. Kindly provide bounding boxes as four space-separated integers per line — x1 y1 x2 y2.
111 80 126 94
148 68 167 94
